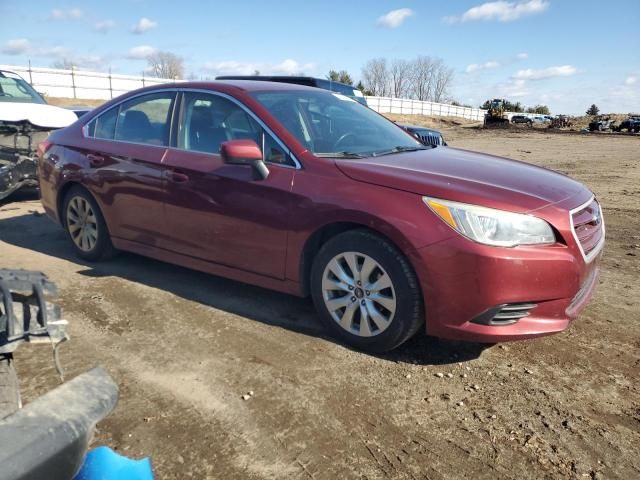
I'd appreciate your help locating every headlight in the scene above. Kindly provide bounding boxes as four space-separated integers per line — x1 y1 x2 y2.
423 197 555 247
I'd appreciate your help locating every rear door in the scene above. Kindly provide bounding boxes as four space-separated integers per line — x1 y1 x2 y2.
161 90 297 279
82 91 176 246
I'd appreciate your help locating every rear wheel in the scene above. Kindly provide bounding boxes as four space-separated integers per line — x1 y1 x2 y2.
0 354 20 419
63 186 116 261
310 230 424 353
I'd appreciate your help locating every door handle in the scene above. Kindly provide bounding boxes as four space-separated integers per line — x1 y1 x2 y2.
166 170 189 183
86 153 105 167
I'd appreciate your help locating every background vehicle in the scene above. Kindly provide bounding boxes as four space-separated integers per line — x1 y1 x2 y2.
397 123 446 146
532 116 548 124
38 81 604 353
511 115 532 125
64 106 94 118
483 98 510 127
618 114 640 133
588 115 616 132
0 69 76 201
550 115 572 128
215 75 368 105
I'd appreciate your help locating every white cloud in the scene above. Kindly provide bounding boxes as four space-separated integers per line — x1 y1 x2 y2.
204 58 315 76
39 46 69 58
127 45 157 59
513 65 576 80
94 20 115 33
466 60 500 73
132 17 158 34
625 75 637 86
49 8 83 20
377 8 414 28
446 0 548 23
516 52 528 59
495 78 529 97
2 38 31 55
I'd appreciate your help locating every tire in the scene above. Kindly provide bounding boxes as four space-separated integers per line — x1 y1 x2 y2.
0 354 20 419
62 186 116 261
310 230 424 353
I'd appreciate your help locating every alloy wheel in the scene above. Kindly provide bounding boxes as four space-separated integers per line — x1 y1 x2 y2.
66 196 98 252
321 251 396 337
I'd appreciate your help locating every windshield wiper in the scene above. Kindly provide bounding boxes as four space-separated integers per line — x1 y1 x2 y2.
315 151 367 159
373 145 433 157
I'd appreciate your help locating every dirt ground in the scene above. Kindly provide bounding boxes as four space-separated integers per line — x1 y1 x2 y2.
0 126 638 479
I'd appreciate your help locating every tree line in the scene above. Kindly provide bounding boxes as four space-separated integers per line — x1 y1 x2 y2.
359 56 454 102
480 99 550 115
50 52 457 104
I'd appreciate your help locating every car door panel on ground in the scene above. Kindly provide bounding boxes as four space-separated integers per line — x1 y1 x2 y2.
83 91 176 246
162 91 296 279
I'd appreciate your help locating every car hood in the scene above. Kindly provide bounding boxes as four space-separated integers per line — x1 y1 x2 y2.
0 102 77 128
335 147 589 213
398 124 441 135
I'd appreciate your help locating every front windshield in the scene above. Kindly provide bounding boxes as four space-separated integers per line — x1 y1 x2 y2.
251 90 422 157
0 72 46 104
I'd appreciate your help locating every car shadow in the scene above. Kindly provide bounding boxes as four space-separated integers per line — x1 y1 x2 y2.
0 188 40 207
0 211 490 366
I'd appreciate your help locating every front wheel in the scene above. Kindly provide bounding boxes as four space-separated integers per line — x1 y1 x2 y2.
0 354 20 419
310 230 424 353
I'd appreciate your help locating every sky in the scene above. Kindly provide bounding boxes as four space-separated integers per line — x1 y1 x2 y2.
0 0 639 115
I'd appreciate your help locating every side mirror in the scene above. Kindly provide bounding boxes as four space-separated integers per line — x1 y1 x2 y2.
220 139 269 180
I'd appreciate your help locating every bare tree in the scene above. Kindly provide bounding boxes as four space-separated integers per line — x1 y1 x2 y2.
361 58 390 97
50 58 75 70
147 51 184 79
432 59 454 103
362 56 454 101
410 56 434 101
389 59 412 98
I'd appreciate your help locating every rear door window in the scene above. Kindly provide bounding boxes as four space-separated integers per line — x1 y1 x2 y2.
86 91 175 146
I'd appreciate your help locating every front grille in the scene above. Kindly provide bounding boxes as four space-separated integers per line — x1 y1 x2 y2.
571 199 604 260
419 133 442 146
471 303 538 326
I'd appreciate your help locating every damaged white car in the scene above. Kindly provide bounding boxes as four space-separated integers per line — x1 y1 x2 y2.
0 69 77 200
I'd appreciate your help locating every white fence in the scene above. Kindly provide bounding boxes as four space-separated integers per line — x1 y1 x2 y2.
2 64 493 122
1 64 176 100
365 96 487 122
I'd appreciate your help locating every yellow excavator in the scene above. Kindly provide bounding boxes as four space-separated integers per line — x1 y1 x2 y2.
483 99 510 128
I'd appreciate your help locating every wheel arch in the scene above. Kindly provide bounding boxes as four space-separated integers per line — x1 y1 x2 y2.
297 218 422 298
56 181 83 224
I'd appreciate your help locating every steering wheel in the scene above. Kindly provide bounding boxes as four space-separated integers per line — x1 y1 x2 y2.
333 132 357 151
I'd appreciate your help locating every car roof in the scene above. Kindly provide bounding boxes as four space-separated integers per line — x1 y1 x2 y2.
215 75 354 89
166 80 324 93
0 69 24 78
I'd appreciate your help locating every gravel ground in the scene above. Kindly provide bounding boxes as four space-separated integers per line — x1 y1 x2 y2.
0 127 638 479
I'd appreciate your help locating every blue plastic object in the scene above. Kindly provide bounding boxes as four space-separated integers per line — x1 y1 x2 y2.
73 446 154 480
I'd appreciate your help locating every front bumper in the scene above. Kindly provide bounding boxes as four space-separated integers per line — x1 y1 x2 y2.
0 153 38 201
412 219 602 343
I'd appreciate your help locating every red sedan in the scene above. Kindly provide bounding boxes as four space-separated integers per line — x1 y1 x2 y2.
37 81 604 352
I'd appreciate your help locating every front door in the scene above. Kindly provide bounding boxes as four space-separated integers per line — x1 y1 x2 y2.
162 91 297 279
